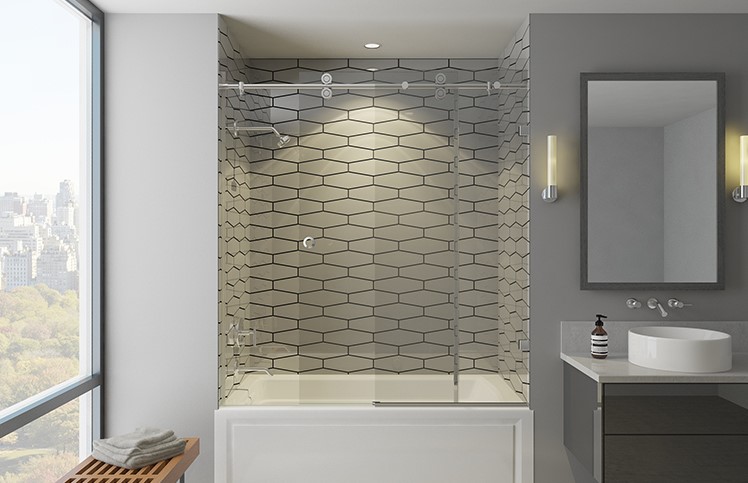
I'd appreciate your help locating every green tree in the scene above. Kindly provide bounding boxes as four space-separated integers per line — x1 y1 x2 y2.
0 452 78 483
0 285 81 482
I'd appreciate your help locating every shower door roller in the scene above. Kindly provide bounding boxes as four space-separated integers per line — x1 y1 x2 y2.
302 236 316 249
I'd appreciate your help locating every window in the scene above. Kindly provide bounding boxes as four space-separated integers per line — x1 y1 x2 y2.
0 0 103 481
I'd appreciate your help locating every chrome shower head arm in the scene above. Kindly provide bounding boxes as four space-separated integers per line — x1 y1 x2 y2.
225 123 290 147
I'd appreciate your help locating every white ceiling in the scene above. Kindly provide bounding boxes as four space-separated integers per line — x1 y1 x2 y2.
93 0 748 58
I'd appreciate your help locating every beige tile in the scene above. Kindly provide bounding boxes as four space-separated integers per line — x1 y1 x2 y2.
298 317 347 333
325 277 374 293
324 224 373 241
399 316 450 333
324 356 374 373
324 329 373 346
325 303 373 319
349 133 398 150
374 355 424 373
373 303 423 320
349 107 398 123
324 120 373 137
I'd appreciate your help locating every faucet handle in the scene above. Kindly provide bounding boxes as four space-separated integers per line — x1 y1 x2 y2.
626 298 642 309
667 298 692 309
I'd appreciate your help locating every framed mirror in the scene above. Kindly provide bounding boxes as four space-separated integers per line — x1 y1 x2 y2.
581 73 725 290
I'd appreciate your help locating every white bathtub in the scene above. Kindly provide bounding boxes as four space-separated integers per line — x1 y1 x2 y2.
215 374 533 483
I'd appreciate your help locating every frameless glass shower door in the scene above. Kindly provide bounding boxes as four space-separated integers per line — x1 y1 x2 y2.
220 59 528 405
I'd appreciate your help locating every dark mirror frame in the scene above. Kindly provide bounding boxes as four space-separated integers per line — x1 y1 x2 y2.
580 72 725 290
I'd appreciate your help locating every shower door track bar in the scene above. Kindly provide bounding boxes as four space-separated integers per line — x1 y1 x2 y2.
219 82 527 91
372 401 528 407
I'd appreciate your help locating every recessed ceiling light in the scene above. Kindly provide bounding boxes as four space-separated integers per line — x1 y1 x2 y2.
364 43 381 49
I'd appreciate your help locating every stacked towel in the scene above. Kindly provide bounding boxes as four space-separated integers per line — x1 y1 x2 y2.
93 427 186 469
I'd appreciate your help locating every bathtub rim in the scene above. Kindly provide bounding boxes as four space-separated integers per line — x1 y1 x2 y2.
221 372 526 406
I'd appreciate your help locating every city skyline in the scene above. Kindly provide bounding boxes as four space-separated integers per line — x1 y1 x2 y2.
0 181 78 203
0 180 80 294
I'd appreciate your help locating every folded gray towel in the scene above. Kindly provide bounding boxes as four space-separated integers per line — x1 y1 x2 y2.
93 436 179 458
97 427 175 450
93 438 186 470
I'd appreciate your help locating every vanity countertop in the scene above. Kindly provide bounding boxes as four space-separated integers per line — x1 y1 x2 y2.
561 352 748 383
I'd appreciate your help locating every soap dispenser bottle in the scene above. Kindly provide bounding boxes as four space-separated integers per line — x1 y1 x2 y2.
591 314 608 359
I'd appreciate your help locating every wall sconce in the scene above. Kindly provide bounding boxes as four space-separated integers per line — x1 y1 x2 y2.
734 135 748 203
542 135 558 202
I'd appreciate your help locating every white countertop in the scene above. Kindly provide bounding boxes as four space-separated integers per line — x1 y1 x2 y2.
561 352 748 383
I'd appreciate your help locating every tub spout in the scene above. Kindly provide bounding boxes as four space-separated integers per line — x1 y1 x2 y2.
646 298 668 318
235 367 272 376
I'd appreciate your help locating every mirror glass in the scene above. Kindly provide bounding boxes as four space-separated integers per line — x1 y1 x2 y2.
581 74 724 289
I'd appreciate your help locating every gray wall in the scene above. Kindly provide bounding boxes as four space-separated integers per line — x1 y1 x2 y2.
588 127 664 282
105 14 218 482
664 107 717 281
530 14 748 483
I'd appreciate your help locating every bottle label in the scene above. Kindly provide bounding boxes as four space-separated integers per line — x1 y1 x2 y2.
591 335 608 355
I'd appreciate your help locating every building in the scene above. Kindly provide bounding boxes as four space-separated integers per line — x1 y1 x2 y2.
36 238 78 293
1 251 34 291
0 192 26 216
0 213 44 254
27 194 52 224
55 180 78 230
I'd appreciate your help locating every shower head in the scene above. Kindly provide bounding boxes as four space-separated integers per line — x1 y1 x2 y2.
277 134 291 147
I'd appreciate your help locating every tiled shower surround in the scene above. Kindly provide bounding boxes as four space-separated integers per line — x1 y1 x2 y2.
218 22 529 401
497 20 530 399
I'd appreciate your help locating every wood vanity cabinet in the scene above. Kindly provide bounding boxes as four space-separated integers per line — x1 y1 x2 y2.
564 363 748 483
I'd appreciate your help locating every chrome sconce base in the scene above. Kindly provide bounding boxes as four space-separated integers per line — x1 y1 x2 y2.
541 185 558 203
733 185 748 203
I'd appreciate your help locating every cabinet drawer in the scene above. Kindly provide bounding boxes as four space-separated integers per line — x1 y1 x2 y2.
604 395 748 435
605 435 748 483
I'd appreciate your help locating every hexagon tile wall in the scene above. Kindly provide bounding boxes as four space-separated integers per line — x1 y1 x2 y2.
218 21 529 401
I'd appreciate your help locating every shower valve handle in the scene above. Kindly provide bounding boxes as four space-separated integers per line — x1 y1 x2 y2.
302 236 316 249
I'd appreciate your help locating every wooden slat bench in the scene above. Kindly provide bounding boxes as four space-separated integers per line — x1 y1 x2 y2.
56 437 199 483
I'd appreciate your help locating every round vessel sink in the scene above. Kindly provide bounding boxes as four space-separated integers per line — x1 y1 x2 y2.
628 326 732 373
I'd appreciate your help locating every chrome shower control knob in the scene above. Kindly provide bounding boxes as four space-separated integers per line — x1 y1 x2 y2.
302 236 316 249
435 87 447 100
435 72 447 85
321 87 332 99
320 72 333 85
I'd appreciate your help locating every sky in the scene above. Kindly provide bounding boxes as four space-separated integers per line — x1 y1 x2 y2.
0 0 87 198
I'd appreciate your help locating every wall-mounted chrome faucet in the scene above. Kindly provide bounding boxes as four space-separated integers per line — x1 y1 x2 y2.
628 297 692 313
647 298 668 317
